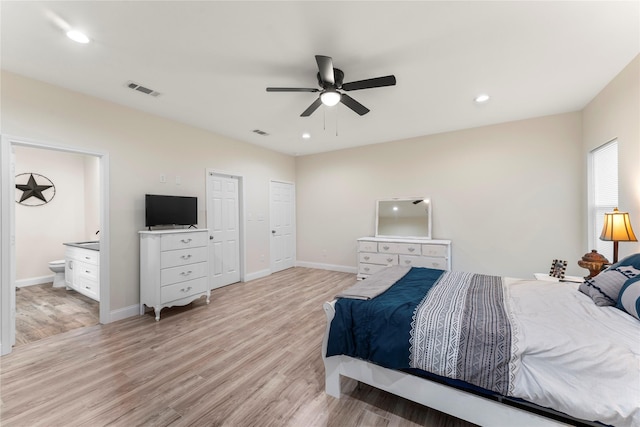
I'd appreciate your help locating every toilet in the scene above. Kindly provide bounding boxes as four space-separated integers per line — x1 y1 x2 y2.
48 260 66 288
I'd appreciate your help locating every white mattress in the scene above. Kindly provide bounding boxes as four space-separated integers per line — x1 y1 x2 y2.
504 278 640 426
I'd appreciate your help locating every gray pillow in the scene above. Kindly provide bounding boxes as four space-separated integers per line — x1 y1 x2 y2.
579 265 640 306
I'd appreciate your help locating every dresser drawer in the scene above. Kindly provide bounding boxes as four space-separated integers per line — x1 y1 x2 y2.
359 252 398 265
421 244 448 257
358 240 378 252
161 277 208 303
76 261 99 281
160 231 208 251
66 247 99 265
75 275 99 297
359 263 389 276
160 246 208 269
400 255 448 270
378 242 421 255
161 261 208 286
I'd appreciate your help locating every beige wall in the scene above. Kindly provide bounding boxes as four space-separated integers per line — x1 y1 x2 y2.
582 55 640 259
296 112 585 278
2 71 296 313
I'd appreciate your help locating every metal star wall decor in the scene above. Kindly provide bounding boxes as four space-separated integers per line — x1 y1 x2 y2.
15 173 56 206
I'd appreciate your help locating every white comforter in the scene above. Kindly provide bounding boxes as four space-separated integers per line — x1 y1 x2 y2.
504 278 640 427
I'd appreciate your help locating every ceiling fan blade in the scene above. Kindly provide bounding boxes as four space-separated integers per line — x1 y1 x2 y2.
266 87 319 92
341 75 396 91
340 93 370 116
315 55 335 85
300 98 323 117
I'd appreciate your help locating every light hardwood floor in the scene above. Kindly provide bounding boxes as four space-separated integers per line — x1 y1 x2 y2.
15 283 99 346
1 268 476 427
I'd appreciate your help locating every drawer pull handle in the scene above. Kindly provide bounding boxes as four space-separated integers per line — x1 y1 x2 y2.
85 286 91 289
180 270 193 276
383 245 390 250
408 247 415 252
181 254 192 260
364 256 370 260
85 270 91 274
364 267 370 272
404 260 411 264
180 286 193 292
387 258 393 262
181 238 192 244
85 256 91 260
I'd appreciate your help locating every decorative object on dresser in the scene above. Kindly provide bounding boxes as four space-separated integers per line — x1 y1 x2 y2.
548 259 567 279
357 237 451 280
599 207 637 263
376 198 431 239
139 229 210 321
578 250 609 279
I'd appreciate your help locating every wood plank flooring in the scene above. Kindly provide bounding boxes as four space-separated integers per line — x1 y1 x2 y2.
15 283 99 346
1 268 476 427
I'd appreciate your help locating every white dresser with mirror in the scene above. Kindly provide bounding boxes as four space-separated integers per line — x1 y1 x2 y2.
358 197 451 280
357 237 451 280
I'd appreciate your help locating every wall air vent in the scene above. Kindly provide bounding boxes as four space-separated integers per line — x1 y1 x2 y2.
126 81 161 97
252 129 269 136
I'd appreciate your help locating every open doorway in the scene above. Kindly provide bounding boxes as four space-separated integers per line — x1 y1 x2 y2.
1 136 110 356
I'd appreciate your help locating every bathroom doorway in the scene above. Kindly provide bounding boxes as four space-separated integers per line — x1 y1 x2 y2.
1 136 110 355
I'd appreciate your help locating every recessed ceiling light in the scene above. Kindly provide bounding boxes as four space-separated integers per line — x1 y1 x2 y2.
302 133 311 139
66 30 90 44
474 94 490 104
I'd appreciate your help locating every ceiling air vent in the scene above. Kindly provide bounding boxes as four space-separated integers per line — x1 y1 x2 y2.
252 129 269 136
126 81 161 97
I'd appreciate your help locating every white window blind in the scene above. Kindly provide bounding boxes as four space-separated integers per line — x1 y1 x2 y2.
590 140 618 260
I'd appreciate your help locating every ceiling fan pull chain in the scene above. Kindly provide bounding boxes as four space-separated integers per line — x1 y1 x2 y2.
336 109 339 137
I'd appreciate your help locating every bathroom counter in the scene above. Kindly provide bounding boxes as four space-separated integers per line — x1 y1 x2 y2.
63 241 100 251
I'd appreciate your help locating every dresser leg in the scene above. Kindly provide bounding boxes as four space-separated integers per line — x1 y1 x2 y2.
206 291 211 305
154 306 161 321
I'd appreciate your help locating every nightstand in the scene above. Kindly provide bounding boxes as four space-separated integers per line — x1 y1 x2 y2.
533 273 583 283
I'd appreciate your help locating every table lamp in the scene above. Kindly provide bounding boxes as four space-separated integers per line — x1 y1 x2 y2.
599 208 637 263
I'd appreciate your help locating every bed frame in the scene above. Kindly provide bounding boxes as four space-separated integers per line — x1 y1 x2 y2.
322 300 580 427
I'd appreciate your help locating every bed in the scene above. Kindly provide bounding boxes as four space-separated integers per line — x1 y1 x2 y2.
322 258 640 427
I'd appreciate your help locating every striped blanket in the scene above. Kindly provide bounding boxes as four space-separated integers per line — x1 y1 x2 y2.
409 271 512 395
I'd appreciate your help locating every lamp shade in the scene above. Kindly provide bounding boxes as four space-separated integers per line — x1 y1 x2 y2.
600 208 637 242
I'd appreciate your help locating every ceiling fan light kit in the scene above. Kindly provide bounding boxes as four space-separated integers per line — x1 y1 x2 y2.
320 90 341 106
267 55 396 117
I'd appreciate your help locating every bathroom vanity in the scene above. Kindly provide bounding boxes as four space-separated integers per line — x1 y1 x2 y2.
64 241 100 301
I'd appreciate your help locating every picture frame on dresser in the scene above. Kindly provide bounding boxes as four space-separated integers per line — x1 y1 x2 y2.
376 198 432 239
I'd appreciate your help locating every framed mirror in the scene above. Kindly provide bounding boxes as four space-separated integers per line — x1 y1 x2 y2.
375 198 432 239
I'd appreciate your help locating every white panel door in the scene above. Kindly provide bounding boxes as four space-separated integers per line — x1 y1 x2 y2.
206 172 240 289
270 180 295 273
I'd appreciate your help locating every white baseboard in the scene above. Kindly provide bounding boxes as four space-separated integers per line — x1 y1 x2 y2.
244 268 271 282
109 304 140 323
16 275 54 288
295 261 357 274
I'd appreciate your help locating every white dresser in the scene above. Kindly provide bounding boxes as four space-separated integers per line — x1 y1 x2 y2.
357 237 452 280
139 229 210 321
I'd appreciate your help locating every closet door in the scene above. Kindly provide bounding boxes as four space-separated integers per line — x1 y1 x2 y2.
206 172 240 289
270 180 295 273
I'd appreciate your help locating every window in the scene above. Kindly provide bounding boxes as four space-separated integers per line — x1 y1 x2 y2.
589 140 618 261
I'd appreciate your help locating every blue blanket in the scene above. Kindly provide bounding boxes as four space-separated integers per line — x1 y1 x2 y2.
326 267 512 395
326 267 444 368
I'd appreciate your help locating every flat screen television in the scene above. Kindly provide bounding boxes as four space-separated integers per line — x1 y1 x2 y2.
145 194 197 228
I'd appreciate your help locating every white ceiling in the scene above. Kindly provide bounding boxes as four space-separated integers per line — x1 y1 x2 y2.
2 1 639 156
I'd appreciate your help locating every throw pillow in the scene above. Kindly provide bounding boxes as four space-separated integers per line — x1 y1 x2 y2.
579 264 640 306
617 276 640 320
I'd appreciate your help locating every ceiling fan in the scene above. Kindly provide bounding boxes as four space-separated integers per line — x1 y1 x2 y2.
266 55 396 117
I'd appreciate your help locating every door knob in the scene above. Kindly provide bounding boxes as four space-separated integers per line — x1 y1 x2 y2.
209 235 213 240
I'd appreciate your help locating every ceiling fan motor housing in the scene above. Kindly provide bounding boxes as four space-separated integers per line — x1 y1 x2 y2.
317 68 344 89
